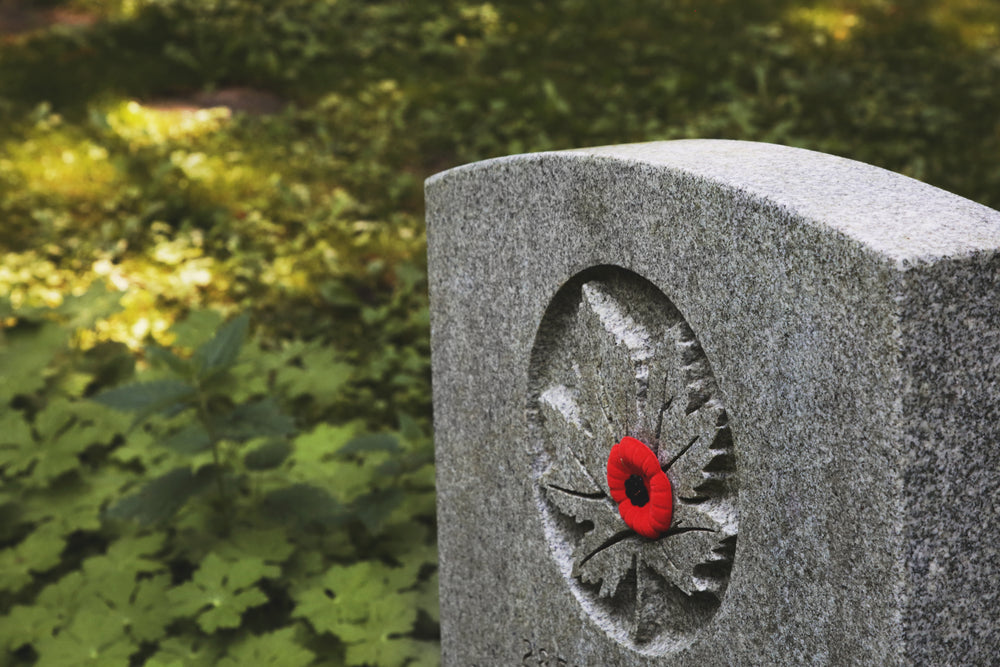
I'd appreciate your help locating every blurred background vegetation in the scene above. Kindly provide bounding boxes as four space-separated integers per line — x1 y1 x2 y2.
1 0 998 665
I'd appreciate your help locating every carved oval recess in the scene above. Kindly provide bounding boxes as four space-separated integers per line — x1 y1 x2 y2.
527 266 738 655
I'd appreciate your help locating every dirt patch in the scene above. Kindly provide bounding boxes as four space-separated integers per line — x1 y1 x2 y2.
0 1 97 39
142 87 288 116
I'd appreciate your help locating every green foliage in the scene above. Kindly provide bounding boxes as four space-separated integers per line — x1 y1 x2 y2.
0 523 65 594
104 466 218 524
169 552 280 632
293 560 434 667
217 626 317 667
0 296 437 666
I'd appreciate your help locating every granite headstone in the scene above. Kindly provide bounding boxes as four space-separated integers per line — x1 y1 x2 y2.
426 140 1000 665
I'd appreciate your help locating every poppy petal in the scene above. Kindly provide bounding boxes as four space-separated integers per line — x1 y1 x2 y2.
607 436 673 538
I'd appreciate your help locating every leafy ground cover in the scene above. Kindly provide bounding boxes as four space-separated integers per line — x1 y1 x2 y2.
1 0 998 665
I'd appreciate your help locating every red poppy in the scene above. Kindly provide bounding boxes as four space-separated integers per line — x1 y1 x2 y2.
607 436 673 539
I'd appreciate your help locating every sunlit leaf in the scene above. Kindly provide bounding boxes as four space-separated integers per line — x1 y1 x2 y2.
274 342 352 401
169 309 225 349
293 422 360 467
56 283 122 331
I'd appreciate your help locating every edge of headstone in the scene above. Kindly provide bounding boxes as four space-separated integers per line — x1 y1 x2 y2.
427 139 1000 265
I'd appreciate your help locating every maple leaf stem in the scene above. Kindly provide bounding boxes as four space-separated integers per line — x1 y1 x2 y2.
663 435 699 472
579 529 633 567
665 525 716 536
547 484 606 499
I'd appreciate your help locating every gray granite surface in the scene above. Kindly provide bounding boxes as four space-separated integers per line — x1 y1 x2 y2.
425 140 1000 665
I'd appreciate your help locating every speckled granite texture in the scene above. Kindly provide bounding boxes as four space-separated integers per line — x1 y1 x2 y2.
426 140 1000 665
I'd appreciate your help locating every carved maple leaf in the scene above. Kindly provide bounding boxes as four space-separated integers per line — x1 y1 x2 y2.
532 273 738 646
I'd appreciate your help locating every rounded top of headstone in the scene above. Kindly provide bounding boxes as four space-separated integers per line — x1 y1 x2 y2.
427 139 1000 265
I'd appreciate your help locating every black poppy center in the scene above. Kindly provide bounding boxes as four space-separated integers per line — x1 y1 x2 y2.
625 474 650 507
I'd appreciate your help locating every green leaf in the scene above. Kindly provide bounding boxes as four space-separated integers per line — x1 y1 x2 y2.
105 466 217 525
148 635 224 667
126 575 174 641
73 566 172 645
82 533 166 580
33 569 88 631
0 409 37 478
0 523 66 593
319 279 362 307
418 572 441 625
110 426 166 467
147 344 196 379
261 483 347 528
34 398 82 437
212 397 296 442
167 552 280 633
398 413 424 443
274 345 352 401
244 439 292 470
64 372 98 398
213 525 296 564
376 453 434 479
170 309 225 349
293 560 419 665
347 638 439 667
93 379 198 425
218 626 316 667
3 603 51 651
21 468 123 533
193 313 250 380
293 422 360 467
56 283 122 331
80 340 135 388
339 432 401 455
161 423 213 454
13 398 128 484
0 320 67 402
354 487 406 533
34 602 137 667
296 444 387 508
146 658 187 667
35 424 108 483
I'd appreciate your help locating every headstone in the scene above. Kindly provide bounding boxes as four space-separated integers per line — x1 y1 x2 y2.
425 140 1000 665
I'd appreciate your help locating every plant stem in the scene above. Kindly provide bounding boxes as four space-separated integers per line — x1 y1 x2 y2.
196 386 231 531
